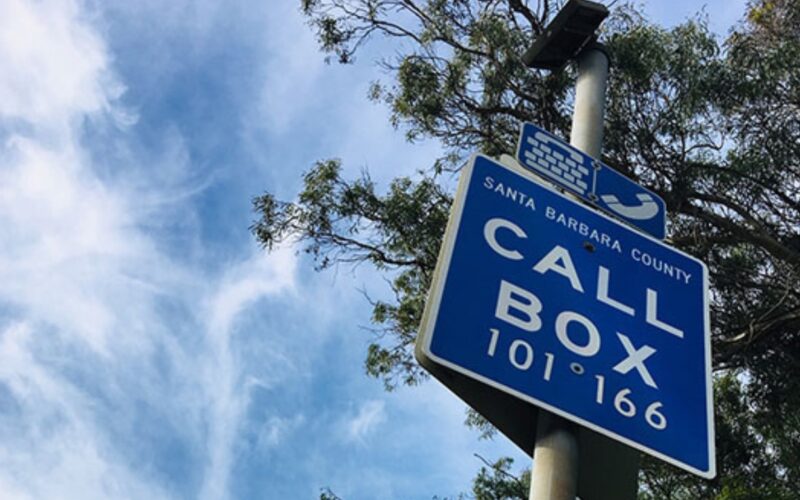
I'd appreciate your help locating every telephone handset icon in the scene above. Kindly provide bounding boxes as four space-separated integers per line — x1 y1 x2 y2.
600 193 660 221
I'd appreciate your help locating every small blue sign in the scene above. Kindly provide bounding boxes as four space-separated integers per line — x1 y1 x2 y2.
516 122 667 239
419 154 714 478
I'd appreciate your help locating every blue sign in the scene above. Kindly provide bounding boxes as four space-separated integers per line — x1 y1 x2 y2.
418 154 715 478
516 122 667 239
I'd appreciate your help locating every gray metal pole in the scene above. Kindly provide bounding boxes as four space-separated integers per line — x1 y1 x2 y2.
529 45 609 500
570 45 609 157
529 412 579 500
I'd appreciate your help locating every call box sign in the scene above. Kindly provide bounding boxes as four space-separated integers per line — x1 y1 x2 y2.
418 154 715 477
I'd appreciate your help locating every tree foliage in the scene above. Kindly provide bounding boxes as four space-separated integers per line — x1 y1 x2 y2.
470 456 530 500
255 0 800 497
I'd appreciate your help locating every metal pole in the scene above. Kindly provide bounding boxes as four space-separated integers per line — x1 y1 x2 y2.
529 44 609 500
529 412 579 500
570 44 609 157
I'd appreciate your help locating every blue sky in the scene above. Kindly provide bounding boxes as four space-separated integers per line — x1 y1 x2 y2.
0 1 746 499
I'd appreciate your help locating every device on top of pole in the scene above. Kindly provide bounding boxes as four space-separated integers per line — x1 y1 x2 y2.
522 0 609 70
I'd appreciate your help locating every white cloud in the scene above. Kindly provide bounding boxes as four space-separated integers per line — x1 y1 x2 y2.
257 413 306 449
0 2 302 500
344 399 387 443
0 0 146 354
207 249 297 337
259 2 326 134
0 322 174 500
198 248 297 500
0 1 190 497
0 137 154 353
0 0 130 136
251 0 443 198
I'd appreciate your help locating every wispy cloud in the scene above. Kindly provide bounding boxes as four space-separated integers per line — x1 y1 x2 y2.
0 0 127 135
0 2 302 499
258 1 326 134
257 413 306 450
0 321 175 500
198 248 297 500
343 399 387 443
